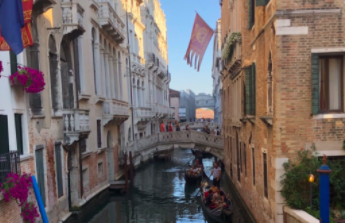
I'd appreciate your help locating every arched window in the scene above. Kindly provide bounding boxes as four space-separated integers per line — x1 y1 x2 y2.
27 19 42 114
267 52 273 115
92 28 98 95
113 48 118 98
60 40 74 109
137 79 140 107
118 51 123 99
49 35 59 110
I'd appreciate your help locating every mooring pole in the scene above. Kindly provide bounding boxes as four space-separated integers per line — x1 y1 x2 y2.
129 151 134 185
124 153 128 192
318 155 332 223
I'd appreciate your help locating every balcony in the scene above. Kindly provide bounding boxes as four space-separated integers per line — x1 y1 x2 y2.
157 62 166 79
134 107 153 129
0 151 20 183
63 110 90 145
146 53 159 70
103 99 129 126
154 104 174 118
61 1 85 39
97 0 125 44
33 0 56 14
131 54 145 76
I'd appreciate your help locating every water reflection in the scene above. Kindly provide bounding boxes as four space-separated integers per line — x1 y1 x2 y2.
86 149 252 223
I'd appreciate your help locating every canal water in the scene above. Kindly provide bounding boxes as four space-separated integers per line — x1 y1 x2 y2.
84 149 254 223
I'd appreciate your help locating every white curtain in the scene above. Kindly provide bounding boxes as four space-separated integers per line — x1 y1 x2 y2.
329 58 341 110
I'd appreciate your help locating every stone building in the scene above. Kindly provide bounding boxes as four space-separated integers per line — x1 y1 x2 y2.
220 0 345 222
179 89 196 122
195 93 215 110
212 19 223 124
169 88 181 121
0 0 171 222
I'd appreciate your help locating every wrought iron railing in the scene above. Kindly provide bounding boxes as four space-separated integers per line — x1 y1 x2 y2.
0 151 21 183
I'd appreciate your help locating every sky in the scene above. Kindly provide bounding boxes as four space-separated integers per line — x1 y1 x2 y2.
160 0 221 95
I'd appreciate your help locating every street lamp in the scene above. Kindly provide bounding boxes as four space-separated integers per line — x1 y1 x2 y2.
309 173 315 209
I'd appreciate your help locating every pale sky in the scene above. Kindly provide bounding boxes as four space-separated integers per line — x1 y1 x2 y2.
160 0 221 95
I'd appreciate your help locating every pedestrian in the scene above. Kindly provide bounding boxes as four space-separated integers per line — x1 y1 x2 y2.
204 125 210 134
176 122 181 131
168 122 173 132
185 124 190 131
166 122 169 132
214 126 220 136
160 122 165 132
211 162 221 188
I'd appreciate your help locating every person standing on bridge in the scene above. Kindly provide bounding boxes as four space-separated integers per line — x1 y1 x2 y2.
166 122 169 132
185 124 190 131
160 122 165 132
168 122 173 132
211 162 221 188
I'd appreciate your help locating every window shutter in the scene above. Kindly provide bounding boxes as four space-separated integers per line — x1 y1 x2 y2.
55 143 63 197
35 146 46 206
97 120 102 148
311 54 319 115
248 0 253 29
9 51 17 74
14 114 23 155
256 0 270 6
0 115 10 155
245 67 252 115
251 63 256 115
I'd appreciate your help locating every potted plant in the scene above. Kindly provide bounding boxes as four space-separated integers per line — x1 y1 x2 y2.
334 210 345 223
0 60 3 77
9 66 45 93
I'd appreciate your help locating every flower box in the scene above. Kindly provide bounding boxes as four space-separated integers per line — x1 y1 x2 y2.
9 66 45 93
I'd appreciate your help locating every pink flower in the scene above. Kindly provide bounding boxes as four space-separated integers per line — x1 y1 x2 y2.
0 60 3 78
9 66 45 93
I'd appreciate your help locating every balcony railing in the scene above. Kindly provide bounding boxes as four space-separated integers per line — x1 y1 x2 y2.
103 99 129 126
0 151 21 183
61 1 85 38
97 0 125 44
63 110 90 144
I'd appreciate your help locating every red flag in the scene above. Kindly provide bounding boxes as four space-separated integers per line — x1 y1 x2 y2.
184 13 214 71
0 0 34 51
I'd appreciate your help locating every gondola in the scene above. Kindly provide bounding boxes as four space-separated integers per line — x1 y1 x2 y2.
191 149 212 158
184 169 203 183
200 183 233 223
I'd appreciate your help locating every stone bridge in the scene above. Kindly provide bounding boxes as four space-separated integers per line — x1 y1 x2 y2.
179 122 221 131
120 131 224 166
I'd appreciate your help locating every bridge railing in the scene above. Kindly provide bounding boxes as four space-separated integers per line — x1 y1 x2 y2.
121 131 224 156
179 122 221 130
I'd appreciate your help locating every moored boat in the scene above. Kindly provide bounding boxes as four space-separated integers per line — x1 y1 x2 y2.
200 183 233 222
184 169 203 184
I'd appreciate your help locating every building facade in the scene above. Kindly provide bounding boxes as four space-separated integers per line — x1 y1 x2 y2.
169 89 180 121
179 89 196 122
212 19 223 124
220 0 345 222
195 93 215 110
0 0 171 222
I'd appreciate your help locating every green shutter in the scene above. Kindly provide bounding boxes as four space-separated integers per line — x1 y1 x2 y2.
0 115 10 155
252 63 256 115
256 0 270 6
248 0 253 29
311 54 319 115
14 114 23 155
9 51 17 74
245 67 252 115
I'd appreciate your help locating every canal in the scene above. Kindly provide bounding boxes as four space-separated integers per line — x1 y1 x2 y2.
82 149 254 223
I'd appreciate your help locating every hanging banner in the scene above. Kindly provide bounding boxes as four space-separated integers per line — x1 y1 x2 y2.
184 13 214 72
0 0 34 52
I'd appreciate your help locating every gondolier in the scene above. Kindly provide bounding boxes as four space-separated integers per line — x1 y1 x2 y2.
211 162 221 187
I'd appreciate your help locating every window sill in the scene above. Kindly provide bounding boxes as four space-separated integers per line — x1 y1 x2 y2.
82 151 92 159
97 147 107 154
31 115 45 119
95 96 105 104
260 115 273 126
313 113 345 120
20 153 34 162
246 115 256 124
79 93 91 101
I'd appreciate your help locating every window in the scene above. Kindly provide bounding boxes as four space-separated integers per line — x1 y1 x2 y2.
252 147 255 185
236 133 240 182
244 143 247 177
256 0 270 6
248 0 255 29
82 168 89 188
98 162 104 177
317 56 343 113
14 114 24 155
92 28 98 95
35 146 46 206
0 115 10 155
263 153 268 198
80 138 87 153
55 142 63 197
9 51 17 74
267 52 273 115
97 120 102 148
245 63 256 115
